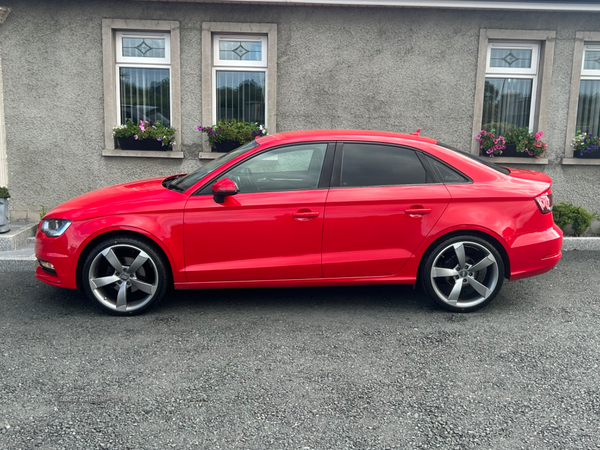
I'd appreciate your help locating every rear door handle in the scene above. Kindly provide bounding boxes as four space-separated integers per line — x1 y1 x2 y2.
405 208 432 215
292 210 320 219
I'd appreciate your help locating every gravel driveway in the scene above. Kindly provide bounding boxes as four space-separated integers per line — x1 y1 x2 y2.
1 251 599 449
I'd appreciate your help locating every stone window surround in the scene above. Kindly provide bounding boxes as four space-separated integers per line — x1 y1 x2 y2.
471 29 555 165
563 31 600 166
201 22 277 156
101 19 183 159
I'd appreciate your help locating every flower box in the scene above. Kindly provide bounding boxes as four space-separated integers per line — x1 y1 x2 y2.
212 140 242 153
501 144 533 158
0 198 9 234
573 150 600 159
117 137 170 151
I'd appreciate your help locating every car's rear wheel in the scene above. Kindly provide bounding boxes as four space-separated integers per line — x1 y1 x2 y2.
82 237 168 316
421 235 504 312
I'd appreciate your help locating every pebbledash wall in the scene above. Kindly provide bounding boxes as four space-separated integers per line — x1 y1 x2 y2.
0 0 599 220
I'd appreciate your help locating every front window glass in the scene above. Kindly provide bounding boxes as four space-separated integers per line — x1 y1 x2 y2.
340 144 427 187
218 143 327 193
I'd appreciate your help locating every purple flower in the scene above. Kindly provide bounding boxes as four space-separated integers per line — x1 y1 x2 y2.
157 137 162 141
198 126 203 131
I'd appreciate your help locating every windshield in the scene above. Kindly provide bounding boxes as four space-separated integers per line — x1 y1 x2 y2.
171 141 260 191
436 142 510 175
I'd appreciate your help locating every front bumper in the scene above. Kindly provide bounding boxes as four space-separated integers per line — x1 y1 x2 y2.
35 226 79 290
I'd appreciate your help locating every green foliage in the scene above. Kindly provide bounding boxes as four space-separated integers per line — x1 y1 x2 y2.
40 206 46 220
477 128 506 156
112 119 176 147
571 130 600 156
0 186 9 199
198 119 267 146
504 127 547 157
552 202 597 237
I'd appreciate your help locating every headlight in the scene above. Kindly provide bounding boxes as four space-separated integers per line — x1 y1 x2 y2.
40 219 72 237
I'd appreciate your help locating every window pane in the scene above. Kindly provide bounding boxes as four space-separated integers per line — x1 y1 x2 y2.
219 41 262 61
577 80 600 136
482 78 532 134
119 68 170 126
122 37 166 58
223 144 327 193
583 49 600 71
490 48 532 69
341 144 427 187
216 71 265 124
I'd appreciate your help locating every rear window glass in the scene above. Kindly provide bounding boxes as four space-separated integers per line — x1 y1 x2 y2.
436 142 510 175
341 143 427 187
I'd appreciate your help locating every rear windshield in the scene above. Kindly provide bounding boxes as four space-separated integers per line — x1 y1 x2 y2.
436 142 511 175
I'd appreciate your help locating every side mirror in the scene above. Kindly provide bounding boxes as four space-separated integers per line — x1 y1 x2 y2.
212 178 239 204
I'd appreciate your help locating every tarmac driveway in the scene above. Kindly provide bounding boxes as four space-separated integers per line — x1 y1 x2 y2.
1 251 599 449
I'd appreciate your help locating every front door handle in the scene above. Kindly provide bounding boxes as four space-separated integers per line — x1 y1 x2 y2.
292 209 319 220
405 208 432 216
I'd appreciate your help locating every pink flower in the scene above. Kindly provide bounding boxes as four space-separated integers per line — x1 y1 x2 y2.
535 131 543 140
139 121 145 132
134 135 138 140
476 135 481 140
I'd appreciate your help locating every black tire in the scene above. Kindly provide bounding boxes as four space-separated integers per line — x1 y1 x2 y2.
82 236 169 316
420 235 505 312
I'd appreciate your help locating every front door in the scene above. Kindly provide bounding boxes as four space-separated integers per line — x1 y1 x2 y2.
183 143 330 282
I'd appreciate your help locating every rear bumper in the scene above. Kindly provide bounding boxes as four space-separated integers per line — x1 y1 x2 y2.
509 224 563 280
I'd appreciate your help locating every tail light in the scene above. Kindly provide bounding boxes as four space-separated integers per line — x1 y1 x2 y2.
535 191 553 214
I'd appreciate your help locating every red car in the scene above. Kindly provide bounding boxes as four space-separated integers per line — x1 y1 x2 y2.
35 130 562 315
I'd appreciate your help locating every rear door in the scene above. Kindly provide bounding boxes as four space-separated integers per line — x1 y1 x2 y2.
322 142 451 278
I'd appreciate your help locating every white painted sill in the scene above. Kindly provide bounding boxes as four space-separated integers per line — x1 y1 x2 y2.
562 157 600 166
103 149 184 159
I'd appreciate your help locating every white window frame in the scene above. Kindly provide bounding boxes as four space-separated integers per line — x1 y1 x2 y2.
101 19 182 158
116 31 171 65
212 34 268 126
471 29 555 161
115 31 173 126
581 44 600 78
202 23 277 155
213 35 267 68
564 33 600 164
484 41 540 132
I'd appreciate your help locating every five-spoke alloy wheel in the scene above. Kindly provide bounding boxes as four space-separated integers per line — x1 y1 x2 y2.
421 236 505 312
82 237 168 315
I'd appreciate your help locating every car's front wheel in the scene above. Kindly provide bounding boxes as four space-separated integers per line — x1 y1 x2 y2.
421 235 505 312
82 237 169 315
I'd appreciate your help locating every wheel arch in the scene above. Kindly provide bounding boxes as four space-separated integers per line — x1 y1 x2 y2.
76 230 174 291
417 229 511 283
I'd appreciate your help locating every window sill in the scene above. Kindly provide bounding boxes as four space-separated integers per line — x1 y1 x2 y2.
199 151 227 160
485 157 548 165
103 149 184 159
562 157 600 166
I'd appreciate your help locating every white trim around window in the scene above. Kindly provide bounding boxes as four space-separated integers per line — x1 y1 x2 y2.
564 32 600 165
201 23 277 156
102 19 182 158
471 29 555 164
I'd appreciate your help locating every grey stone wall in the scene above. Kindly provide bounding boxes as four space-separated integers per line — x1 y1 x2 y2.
1 0 599 217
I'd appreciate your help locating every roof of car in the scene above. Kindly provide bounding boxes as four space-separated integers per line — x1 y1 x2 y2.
256 129 438 145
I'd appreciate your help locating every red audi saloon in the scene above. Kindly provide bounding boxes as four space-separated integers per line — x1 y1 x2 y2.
35 130 562 315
